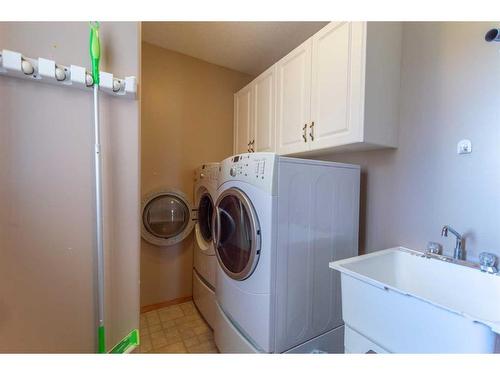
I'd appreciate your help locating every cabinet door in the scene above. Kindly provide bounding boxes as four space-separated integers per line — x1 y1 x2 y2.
276 39 312 155
253 65 276 153
310 22 364 150
233 84 253 154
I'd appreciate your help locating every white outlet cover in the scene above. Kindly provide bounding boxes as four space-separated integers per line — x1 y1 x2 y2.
457 139 472 154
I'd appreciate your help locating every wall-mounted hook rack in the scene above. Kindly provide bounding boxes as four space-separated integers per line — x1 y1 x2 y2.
0 49 137 99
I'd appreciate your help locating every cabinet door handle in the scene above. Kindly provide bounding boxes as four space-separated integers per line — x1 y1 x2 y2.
251 139 255 152
309 121 314 141
247 141 251 153
302 124 307 142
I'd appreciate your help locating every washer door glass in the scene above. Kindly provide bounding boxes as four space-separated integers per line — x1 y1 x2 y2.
198 193 213 242
143 195 189 239
214 188 260 280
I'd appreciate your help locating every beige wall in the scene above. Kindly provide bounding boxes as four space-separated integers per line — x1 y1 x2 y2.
140 42 252 307
0 22 141 352
322 22 500 260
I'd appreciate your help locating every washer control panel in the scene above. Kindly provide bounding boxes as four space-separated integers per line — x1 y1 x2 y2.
194 163 220 186
220 152 277 194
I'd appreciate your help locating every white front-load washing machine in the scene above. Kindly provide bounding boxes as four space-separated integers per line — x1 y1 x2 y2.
192 163 219 328
212 153 360 353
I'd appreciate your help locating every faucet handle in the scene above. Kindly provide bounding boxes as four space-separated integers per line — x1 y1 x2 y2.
479 252 498 273
426 242 442 255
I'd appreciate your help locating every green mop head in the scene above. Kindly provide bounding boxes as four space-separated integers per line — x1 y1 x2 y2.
89 21 101 85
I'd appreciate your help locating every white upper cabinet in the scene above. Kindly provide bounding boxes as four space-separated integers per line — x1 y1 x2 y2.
276 40 312 155
253 65 276 153
234 22 402 157
234 83 253 154
234 66 276 154
310 22 357 149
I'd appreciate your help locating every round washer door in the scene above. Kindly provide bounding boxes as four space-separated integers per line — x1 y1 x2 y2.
212 188 261 280
141 189 194 247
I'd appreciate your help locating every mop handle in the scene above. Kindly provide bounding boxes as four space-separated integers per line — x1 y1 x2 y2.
90 21 105 354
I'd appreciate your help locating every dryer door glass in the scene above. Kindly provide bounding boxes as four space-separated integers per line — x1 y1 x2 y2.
143 195 189 239
198 193 213 242
214 188 260 280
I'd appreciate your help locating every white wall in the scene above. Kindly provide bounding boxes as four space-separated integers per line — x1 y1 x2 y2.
322 22 500 260
0 22 141 352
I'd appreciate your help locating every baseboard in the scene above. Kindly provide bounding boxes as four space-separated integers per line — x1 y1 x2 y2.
140 296 192 313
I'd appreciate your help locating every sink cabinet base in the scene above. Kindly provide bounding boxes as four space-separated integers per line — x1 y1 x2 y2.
341 273 497 353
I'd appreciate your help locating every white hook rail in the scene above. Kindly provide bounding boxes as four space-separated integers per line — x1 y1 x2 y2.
0 49 137 99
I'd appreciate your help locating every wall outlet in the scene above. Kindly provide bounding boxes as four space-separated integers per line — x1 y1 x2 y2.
457 139 472 154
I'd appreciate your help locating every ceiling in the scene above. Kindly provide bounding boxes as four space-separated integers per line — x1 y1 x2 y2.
142 22 328 76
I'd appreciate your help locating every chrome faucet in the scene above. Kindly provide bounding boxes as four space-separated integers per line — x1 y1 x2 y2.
441 225 464 260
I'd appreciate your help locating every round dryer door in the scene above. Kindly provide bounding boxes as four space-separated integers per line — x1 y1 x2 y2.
141 189 194 247
213 188 261 280
195 192 214 253
198 192 214 242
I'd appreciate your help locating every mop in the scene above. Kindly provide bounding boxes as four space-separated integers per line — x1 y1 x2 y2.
89 22 139 354
89 20 107 355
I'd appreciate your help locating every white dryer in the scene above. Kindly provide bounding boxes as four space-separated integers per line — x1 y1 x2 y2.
213 153 360 353
192 163 219 328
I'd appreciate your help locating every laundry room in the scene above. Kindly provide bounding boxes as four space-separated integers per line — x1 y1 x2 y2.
137 21 500 355
1 3 500 370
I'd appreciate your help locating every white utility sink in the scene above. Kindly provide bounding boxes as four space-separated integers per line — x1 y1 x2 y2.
329 247 500 353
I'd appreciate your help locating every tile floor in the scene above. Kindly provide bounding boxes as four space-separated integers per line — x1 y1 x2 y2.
138 300 219 354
